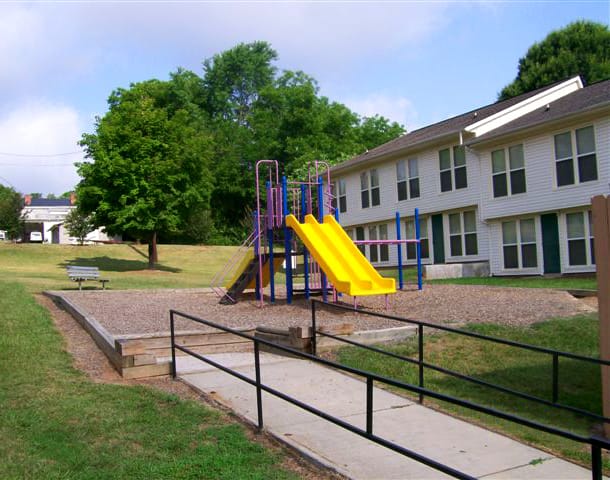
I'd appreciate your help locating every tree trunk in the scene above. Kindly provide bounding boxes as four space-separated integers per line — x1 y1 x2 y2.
148 231 158 269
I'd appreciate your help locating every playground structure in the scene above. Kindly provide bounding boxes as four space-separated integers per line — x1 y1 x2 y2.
211 160 423 307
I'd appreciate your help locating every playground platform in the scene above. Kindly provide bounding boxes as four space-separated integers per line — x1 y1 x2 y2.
177 352 600 480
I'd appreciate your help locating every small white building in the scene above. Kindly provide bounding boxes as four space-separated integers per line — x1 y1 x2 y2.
330 76 610 277
22 194 115 244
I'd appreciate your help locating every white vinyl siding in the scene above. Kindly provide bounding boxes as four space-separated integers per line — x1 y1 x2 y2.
481 119 609 222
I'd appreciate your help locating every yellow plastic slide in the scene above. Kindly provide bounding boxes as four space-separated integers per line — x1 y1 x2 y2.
286 214 396 297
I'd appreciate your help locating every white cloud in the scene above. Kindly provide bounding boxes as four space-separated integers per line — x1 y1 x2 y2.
344 93 420 130
0 103 84 195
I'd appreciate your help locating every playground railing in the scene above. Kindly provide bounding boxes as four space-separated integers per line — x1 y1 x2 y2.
210 229 258 301
170 308 610 480
309 299 610 425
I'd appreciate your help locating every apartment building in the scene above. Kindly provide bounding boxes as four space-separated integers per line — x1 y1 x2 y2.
330 76 610 276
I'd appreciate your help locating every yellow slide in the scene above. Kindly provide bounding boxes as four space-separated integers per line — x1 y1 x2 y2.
286 214 395 297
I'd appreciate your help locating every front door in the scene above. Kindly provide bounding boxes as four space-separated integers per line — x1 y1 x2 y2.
432 214 445 264
541 213 560 274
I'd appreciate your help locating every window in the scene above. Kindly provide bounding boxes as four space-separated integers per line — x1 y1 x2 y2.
502 219 537 269
397 159 420 201
355 227 365 255
405 217 429 260
554 126 597 187
367 224 389 263
448 210 477 257
337 179 346 213
492 144 526 197
566 211 595 266
360 169 380 208
368 225 378 263
439 146 467 192
379 224 389 262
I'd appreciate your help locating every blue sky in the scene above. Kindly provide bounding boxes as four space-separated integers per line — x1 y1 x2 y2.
0 1 608 194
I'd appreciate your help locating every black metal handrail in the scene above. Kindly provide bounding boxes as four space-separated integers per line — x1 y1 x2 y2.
310 299 610 423
170 308 609 480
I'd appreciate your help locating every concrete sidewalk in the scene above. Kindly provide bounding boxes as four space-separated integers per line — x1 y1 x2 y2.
176 352 596 479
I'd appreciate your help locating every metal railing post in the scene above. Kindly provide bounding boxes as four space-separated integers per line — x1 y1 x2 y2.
552 353 559 404
170 311 177 379
419 324 424 404
591 443 602 480
311 301 317 356
366 377 374 435
254 341 264 430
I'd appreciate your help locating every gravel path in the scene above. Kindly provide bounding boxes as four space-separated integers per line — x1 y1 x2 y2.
58 285 596 337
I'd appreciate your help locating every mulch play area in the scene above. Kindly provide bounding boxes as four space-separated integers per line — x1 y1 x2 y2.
47 285 595 379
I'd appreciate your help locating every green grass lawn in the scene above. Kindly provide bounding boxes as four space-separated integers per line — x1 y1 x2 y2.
379 266 597 290
336 315 607 470
0 280 298 479
0 243 238 292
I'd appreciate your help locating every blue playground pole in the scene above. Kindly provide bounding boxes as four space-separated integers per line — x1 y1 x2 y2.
317 177 328 303
266 181 275 303
254 211 261 301
300 183 310 299
415 208 423 290
282 176 293 304
396 211 403 290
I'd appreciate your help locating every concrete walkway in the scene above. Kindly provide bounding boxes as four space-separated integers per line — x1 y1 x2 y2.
176 352 596 479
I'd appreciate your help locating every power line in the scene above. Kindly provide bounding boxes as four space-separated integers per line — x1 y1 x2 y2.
0 163 78 167
0 150 83 158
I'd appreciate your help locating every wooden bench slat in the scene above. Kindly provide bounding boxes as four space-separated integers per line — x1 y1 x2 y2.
66 266 109 290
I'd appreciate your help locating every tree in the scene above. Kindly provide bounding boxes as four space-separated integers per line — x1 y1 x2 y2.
78 77 214 268
64 208 94 245
500 21 610 100
0 185 23 240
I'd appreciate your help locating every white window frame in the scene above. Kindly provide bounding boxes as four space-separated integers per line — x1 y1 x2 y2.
397 158 420 201
404 216 430 263
500 218 539 272
360 169 380 209
446 210 478 258
439 145 467 193
562 210 595 271
491 144 526 198
554 125 598 188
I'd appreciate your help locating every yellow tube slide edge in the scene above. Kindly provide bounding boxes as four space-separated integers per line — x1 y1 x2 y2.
286 214 395 297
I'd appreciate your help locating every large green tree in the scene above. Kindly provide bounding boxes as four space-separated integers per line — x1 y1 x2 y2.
0 185 23 240
500 20 610 100
78 78 214 267
200 42 404 235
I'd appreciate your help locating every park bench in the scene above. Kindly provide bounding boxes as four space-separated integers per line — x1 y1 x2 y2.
66 266 110 290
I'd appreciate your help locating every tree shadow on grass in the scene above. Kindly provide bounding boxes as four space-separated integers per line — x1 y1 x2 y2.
59 256 182 273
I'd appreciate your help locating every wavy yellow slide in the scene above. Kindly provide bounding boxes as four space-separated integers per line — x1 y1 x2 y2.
286 214 396 297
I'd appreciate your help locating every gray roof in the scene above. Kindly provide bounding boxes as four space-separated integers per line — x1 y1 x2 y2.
29 198 72 207
469 78 610 145
331 83 557 173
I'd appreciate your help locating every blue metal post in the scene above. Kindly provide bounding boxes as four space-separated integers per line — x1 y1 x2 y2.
254 211 260 301
266 183 275 303
318 177 328 302
300 184 310 299
415 208 423 290
396 211 403 290
282 176 293 304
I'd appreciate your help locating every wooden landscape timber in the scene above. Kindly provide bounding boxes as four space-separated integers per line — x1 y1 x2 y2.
44 291 253 379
